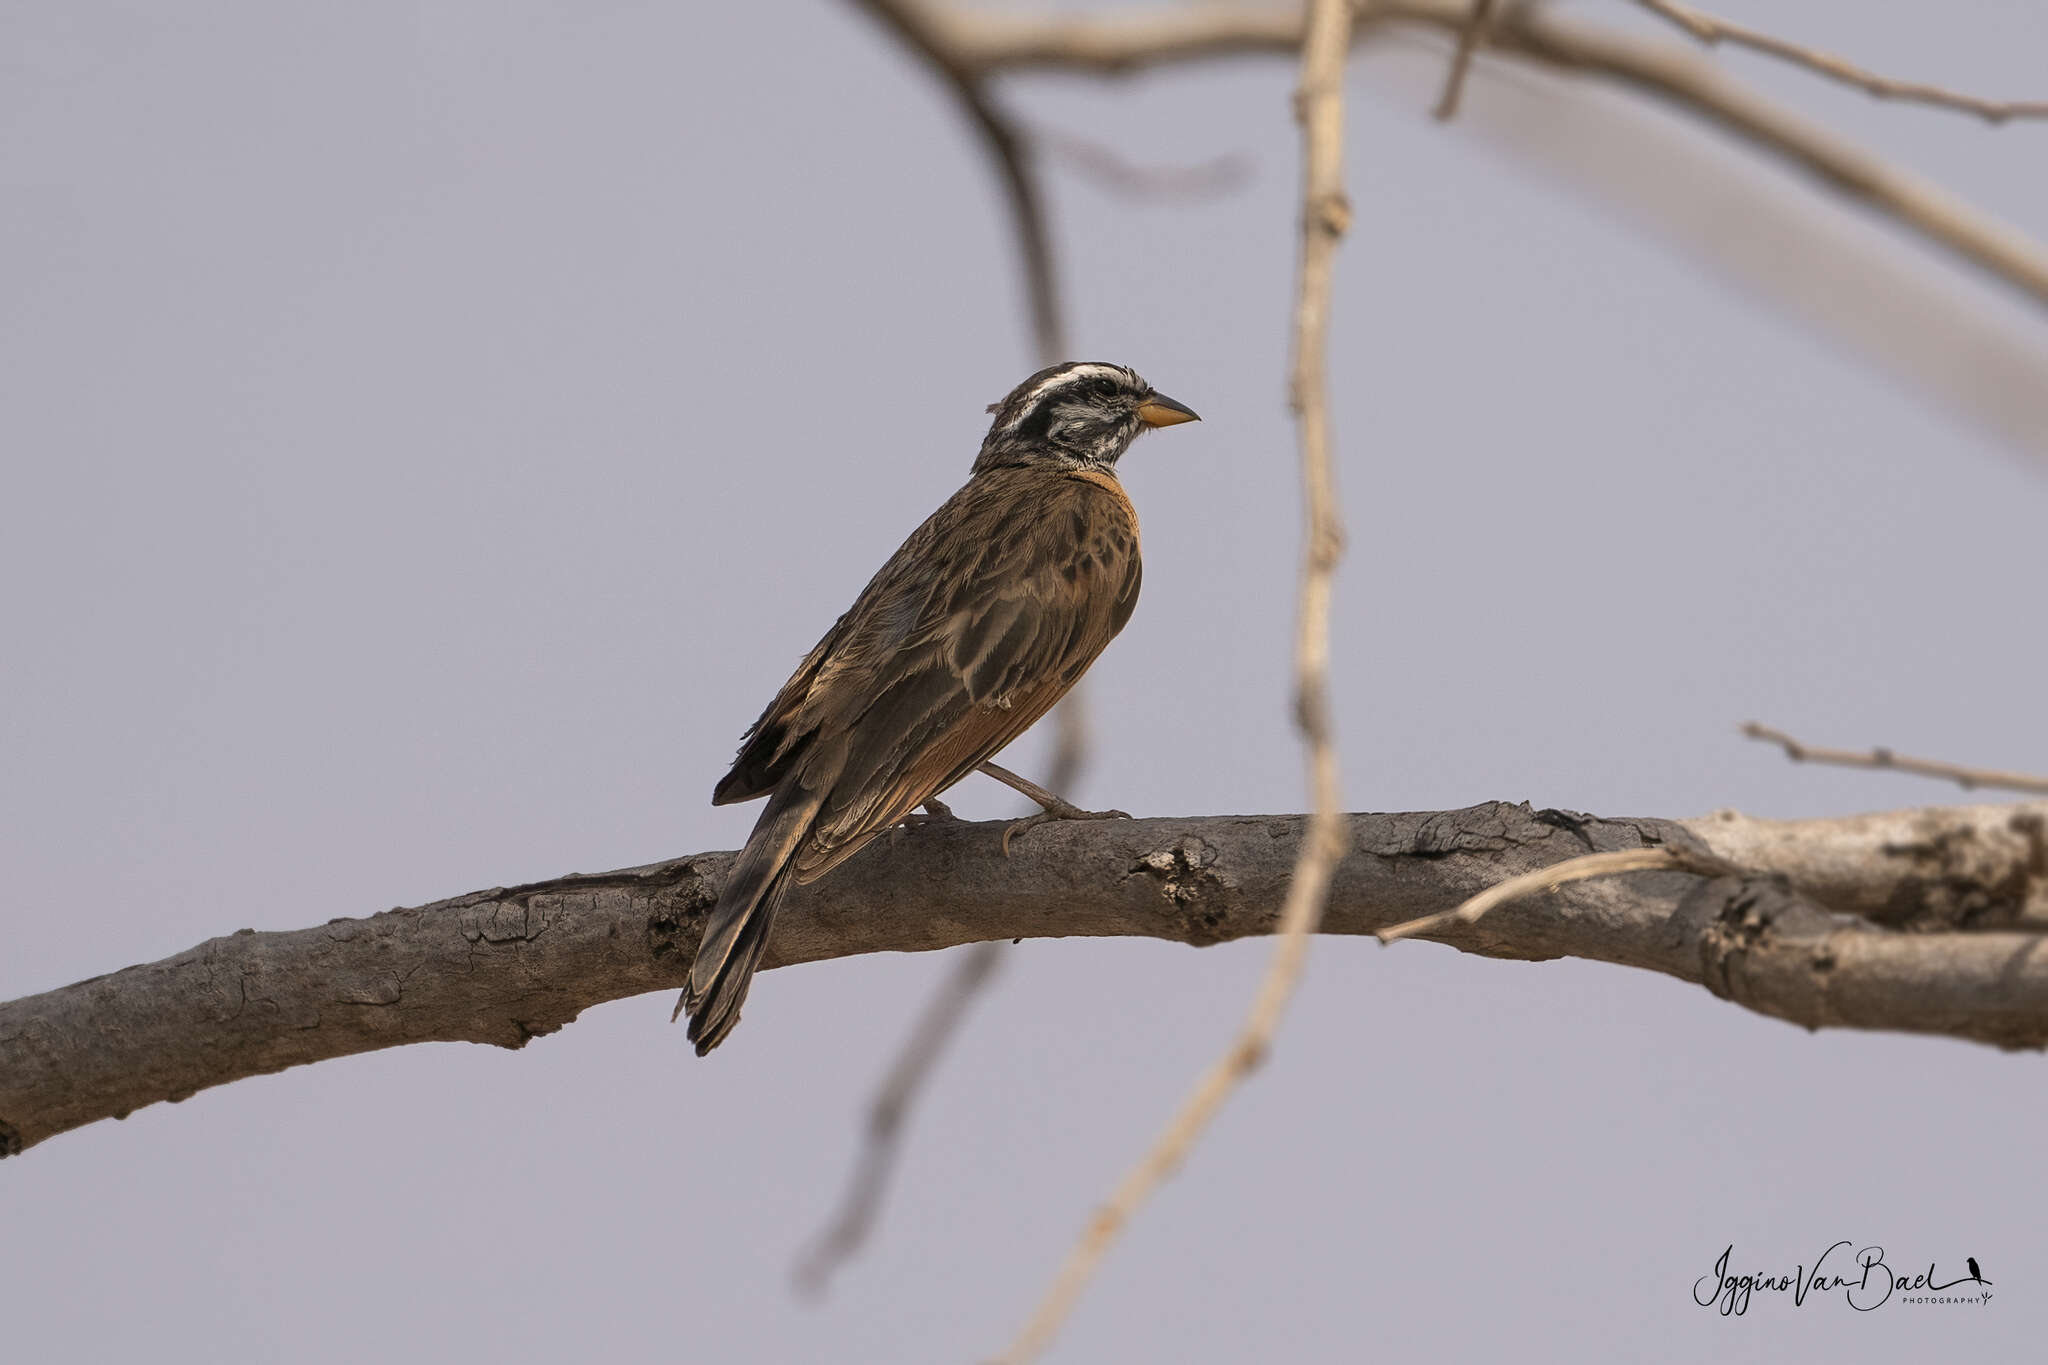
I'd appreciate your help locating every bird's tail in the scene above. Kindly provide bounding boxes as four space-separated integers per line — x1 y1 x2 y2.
679 783 820 1055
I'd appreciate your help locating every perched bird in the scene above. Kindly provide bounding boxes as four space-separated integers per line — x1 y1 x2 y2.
680 361 1199 1053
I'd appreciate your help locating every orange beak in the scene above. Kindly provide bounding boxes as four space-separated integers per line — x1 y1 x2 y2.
1135 392 1200 427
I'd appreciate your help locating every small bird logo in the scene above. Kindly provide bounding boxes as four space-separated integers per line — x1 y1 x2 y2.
679 362 1199 1053
1968 1256 1989 1284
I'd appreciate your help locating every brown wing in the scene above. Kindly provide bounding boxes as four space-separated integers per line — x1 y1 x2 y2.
712 610 851 804
775 466 1141 883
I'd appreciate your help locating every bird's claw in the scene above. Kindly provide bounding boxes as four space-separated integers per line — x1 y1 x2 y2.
1001 803 1132 856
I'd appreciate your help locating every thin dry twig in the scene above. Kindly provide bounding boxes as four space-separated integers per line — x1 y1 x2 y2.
1434 0 1501 121
801 0 1090 1297
1485 3 2048 310
1375 846 1736 944
814 0 2048 1324
791 749 1104 1295
790 719 1095 1295
1036 127 1253 201
1743 722 2048 797
990 2 1355 1359
791 936 1003 1296
935 1 2048 315
1626 0 2048 124
851 0 1064 359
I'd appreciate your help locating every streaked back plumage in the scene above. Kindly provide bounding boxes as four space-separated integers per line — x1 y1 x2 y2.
681 362 1192 1053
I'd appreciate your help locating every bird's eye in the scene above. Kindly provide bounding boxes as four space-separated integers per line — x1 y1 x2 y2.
1087 378 1118 400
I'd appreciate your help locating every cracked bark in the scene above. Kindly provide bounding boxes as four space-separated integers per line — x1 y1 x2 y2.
4 799 2045 1157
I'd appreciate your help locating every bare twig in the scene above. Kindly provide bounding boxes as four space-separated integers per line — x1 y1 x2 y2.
990 2 1355 1358
1045 692 1090 797
1743 722 2048 797
790 936 1003 1296
791 754 1102 1295
1418 2 2048 313
801 0 1090 1296
1375 846 1736 943
850 0 1063 360
932 1 2048 315
1036 127 1253 202
792 732 1094 1294
1434 0 1500 121
1481 4 2048 311
1626 0 2048 124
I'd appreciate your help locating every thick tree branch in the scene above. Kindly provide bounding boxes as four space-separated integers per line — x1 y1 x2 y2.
6 801 2047 1158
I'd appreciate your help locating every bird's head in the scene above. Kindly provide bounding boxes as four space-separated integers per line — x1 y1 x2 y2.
975 361 1199 473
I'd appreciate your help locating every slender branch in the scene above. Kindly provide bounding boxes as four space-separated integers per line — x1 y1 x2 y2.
793 0 1087 1297
1626 0 2048 124
792 746 1090 1294
928 2 2048 315
1481 2 2048 309
1374 846 1737 943
791 933 1003 1295
8 800 2048 1158
1743 722 2048 797
1433 0 1499 121
849 0 1064 360
936 4 1304 74
992 4 1355 1357
1035 128 1253 202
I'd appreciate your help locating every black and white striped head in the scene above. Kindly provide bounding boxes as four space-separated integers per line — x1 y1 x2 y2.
975 361 1199 473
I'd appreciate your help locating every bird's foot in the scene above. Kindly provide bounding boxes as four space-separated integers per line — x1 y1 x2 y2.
1001 799 1131 857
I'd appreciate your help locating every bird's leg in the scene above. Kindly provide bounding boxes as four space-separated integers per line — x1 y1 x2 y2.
900 794 960 829
977 760 1131 856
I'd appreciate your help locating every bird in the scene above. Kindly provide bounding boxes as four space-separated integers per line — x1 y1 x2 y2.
679 360 1199 1054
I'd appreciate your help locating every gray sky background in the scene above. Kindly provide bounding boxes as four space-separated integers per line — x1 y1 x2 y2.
6 1 2048 1360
